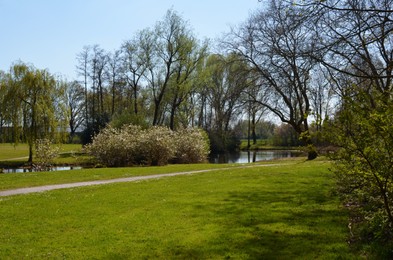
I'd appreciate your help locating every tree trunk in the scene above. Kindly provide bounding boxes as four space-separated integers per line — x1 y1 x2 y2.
152 100 160 126
134 86 138 115
28 143 33 163
252 113 257 145
169 106 176 130
305 137 317 160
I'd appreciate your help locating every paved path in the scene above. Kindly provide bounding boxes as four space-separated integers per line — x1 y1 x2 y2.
0 163 288 197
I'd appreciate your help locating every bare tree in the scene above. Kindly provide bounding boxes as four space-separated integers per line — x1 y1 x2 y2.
228 0 320 159
65 80 85 141
76 45 91 125
90 45 108 118
107 50 125 116
313 0 393 97
121 30 152 115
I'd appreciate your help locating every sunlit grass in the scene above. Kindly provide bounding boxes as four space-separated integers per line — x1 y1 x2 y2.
0 159 360 259
0 143 85 166
0 161 244 191
0 143 30 160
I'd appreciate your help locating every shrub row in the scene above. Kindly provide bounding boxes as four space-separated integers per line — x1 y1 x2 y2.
86 125 210 167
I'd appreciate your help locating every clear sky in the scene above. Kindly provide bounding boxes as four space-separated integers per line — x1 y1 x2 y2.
0 0 263 80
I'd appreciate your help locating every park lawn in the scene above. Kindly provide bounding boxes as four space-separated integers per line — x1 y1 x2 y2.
0 162 244 191
0 143 83 161
0 143 31 161
0 159 360 259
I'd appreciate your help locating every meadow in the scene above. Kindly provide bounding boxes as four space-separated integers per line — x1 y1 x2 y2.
0 157 361 259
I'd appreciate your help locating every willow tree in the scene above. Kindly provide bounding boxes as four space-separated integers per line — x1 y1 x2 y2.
3 62 66 163
199 53 249 152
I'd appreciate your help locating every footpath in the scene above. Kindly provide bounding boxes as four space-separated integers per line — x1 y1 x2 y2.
0 163 288 197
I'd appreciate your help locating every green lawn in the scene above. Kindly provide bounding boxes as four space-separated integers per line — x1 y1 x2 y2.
0 143 31 160
0 143 86 167
0 162 242 191
0 143 83 160
0 159 360 259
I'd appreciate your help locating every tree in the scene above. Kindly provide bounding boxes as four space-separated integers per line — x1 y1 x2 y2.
3 62 65 162
309 66 335 132
65 80 85 142
229 0 320 159
0 70 8 142
313 0 393 93
243 71 269 147
167 36 208 130
76 45 111 144
121 31 151 116
273 123 300 147
284 0 393 13
202 53 249 152
309 0 393 253
76 45 91 126
107 49 124 116
327 86 393 255
143 9 200 126
90 45 108 119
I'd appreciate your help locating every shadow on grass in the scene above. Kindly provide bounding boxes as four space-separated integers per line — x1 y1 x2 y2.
168 183 352 259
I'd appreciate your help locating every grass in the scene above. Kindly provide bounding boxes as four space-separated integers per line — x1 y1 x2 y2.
240 139 299 151
0 143 86 167
0 162 244 191
0 158 360 259
0 143 31 161
0 143 82 159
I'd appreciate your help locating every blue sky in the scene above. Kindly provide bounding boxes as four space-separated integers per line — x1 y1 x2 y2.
1 0 263 79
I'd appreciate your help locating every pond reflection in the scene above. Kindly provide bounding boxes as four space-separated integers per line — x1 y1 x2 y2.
209 150 302 164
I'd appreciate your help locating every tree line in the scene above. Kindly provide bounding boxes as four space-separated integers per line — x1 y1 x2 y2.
0 9 278 155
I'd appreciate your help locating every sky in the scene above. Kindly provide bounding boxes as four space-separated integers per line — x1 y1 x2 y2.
0 0 264 80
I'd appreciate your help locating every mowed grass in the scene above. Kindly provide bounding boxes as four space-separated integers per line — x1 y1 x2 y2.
0 143 31 160
0 143 83 161
0 159 359 259
0 162 242 191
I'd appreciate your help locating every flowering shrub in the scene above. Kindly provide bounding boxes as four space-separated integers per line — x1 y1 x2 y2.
175 128 210 164
86 125 210 167
86 125 142 167
35 138 59 170
138 126 176 166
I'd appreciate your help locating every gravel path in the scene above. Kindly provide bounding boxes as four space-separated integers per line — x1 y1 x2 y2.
0 163 288 197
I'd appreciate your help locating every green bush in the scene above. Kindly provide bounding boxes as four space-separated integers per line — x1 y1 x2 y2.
328 92 393 257
86 125 210 167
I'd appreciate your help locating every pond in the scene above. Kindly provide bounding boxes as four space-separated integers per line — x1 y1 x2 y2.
1 150 302 173
209 150 303 164
2 166 82 174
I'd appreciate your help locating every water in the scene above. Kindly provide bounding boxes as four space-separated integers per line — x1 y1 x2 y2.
1 150 302 173
2 166 82 173
209 150 302 164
